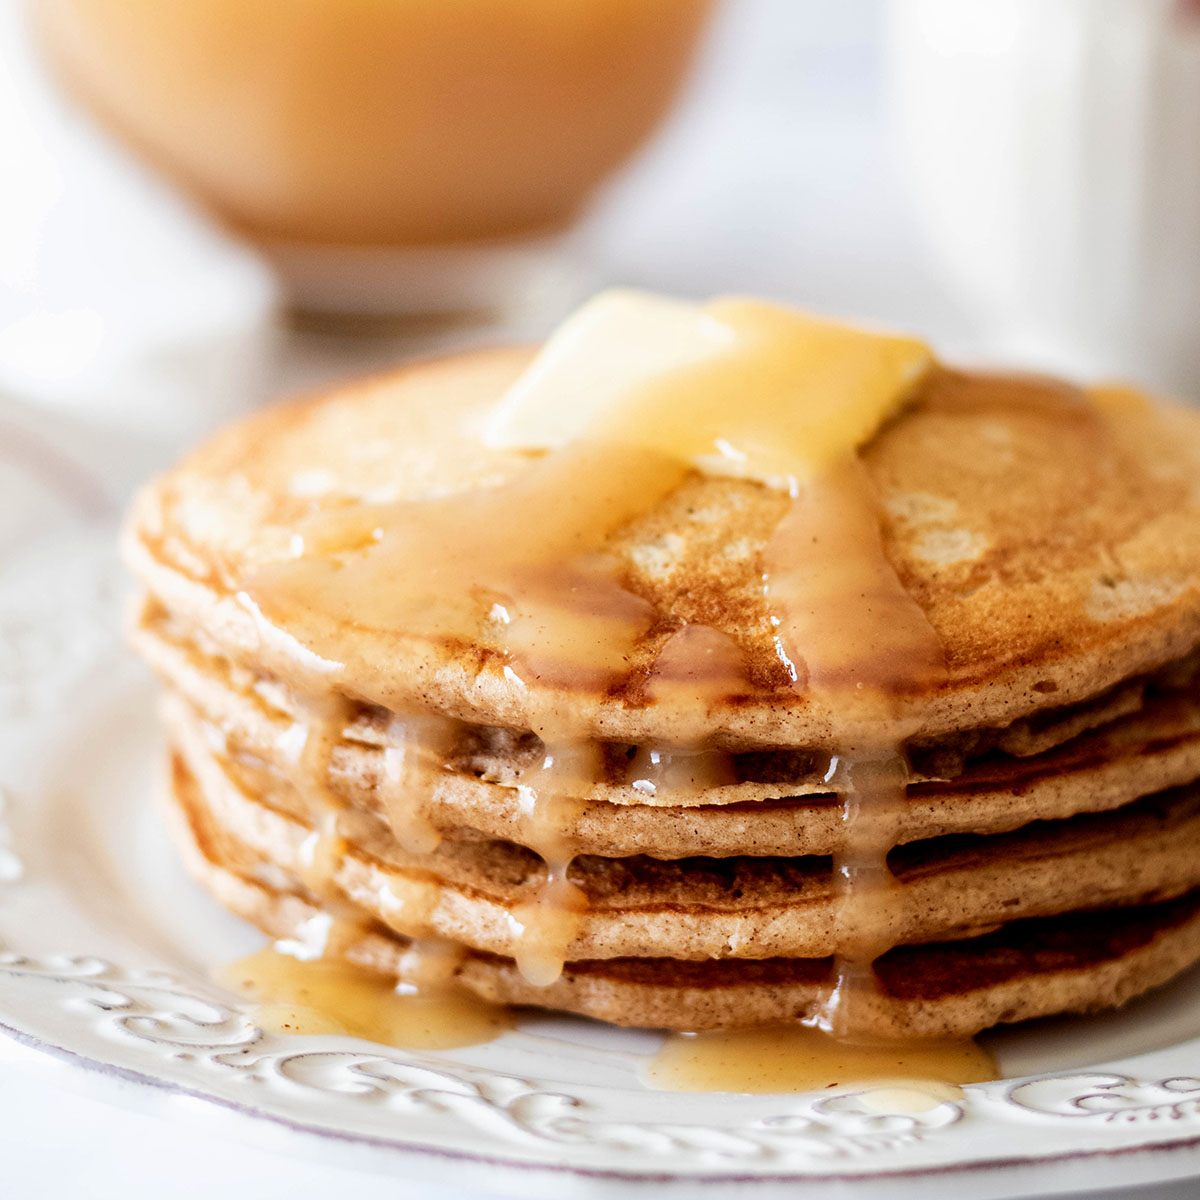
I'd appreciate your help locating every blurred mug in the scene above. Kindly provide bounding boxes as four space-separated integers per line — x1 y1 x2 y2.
32 0 714 318
887 0 1200 398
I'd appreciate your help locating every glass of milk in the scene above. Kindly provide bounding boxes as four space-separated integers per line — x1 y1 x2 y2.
886 0 1200 398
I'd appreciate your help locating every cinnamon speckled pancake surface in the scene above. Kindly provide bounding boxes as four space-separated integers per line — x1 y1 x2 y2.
123 351 1200 747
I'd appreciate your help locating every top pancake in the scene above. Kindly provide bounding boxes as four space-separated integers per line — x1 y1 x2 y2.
123 348 1200 748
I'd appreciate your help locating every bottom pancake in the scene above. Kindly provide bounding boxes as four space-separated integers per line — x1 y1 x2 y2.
167 752 1200 1038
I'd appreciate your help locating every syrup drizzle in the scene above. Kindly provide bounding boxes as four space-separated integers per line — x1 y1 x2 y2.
628 623 746 797
232 297 984 1089
379 712 455 855
509 741 597 986
762 454 947 1037
249 440 687 695
284 695 352 841
279 694 365 959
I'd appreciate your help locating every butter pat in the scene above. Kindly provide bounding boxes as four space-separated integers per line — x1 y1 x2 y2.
485 290 734 450
486 289 935 487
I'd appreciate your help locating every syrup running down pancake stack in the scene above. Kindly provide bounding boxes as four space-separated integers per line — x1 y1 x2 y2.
124 293 1200 1048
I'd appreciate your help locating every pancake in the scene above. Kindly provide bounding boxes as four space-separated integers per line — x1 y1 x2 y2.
167 752 1200 1038
170 716 1200 962
123 351 1200 748
122 297 1200 1048
145 615 1200 859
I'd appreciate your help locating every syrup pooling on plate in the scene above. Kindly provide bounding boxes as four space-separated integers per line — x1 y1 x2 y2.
237 293 970 1082
219 943 511 1051
221 832 512 1051
646 1025 995 1100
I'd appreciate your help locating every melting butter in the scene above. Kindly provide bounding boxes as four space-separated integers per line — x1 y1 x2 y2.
646 1025 996 1100
219 944 511 1050
487 289 932 486
607 297 932 485
484 289 735 451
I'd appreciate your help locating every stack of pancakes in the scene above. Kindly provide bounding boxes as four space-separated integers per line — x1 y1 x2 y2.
123 348 1200 1037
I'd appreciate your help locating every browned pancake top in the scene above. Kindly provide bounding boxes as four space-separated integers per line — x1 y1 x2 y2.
125 349 1200 747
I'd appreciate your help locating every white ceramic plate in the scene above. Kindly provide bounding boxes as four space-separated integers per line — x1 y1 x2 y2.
7 441 1200 1199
